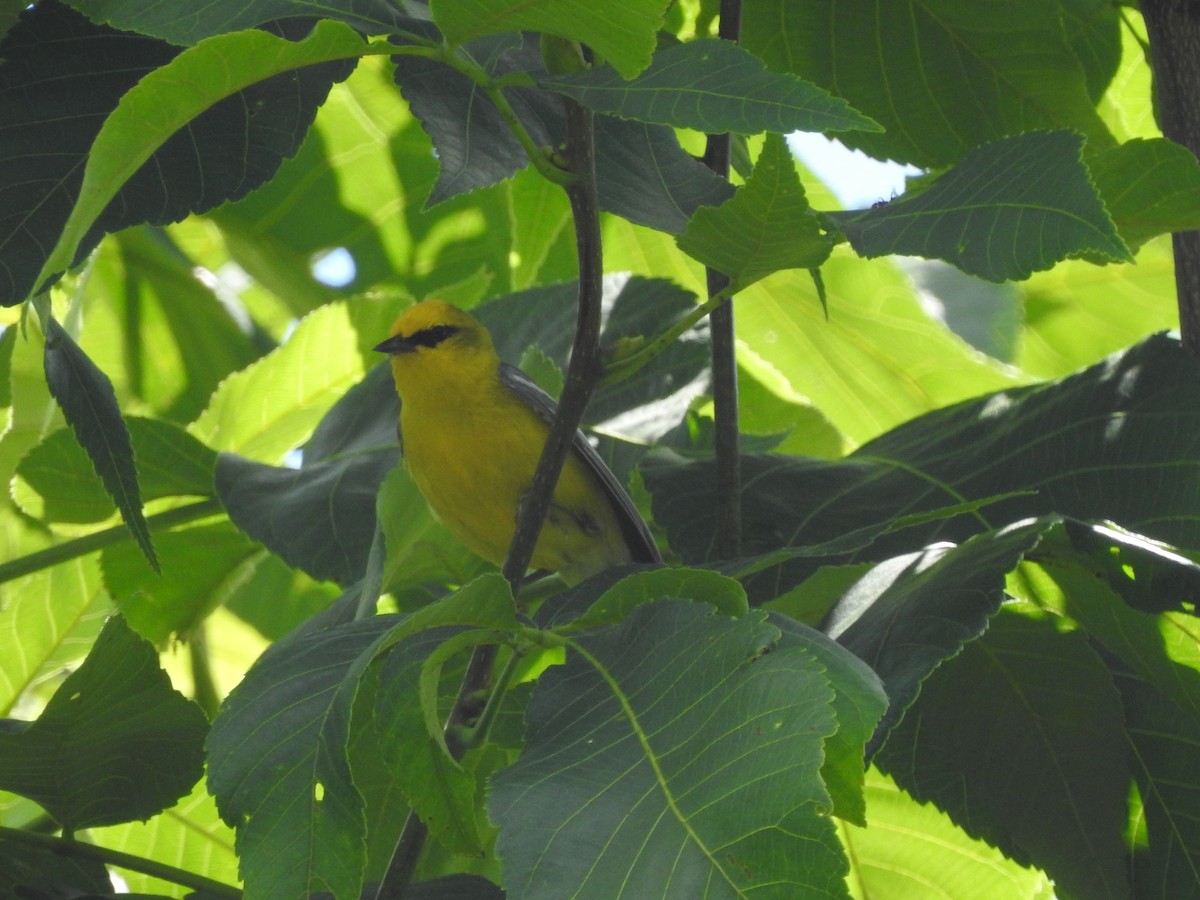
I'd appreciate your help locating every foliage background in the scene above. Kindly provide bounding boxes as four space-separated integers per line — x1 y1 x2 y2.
0 1 1198 898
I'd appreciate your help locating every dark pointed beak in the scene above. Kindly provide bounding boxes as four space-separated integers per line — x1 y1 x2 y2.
373 334 415 355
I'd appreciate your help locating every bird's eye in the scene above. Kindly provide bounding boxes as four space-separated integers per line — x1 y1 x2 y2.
408 324 460 348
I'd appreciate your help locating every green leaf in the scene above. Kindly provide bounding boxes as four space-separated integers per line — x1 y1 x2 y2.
772 616 887 827
831 131 1132 282
841 768 1054 898
490 600 849 898
743 0 1115 168
678 132 832 288
103 521 259 643
14 417 216 523
565 566 749 631
875 604 1131 900
0 837 112 897
190 301 367 461
431 0 671 79
538 38 879 135
43 318 157 571
1112 669 1200 898
207 615 395 900
31 17 367 304
62 0 410 43
0 616 207 830
1088 137 1200 250
824 518 1050 753
645 334 1200 599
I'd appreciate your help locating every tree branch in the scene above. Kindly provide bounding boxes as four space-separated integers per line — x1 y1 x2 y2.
702 0 744 559
1140 0 1200 357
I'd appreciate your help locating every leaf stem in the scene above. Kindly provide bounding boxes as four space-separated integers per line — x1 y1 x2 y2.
703 0 745 560
0 498 223 586
0 825 241 897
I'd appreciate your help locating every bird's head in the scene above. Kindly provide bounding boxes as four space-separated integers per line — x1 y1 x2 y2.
374 300 498 397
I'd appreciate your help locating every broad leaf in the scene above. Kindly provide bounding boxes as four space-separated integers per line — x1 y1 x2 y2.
645 333 1200 599
0 616 207 830
874 604 1131 900
539 38 879 136
490 600 850 898
14 417 216 523
44 318 157 570
63 0 411 43
207 615 396 900
823 518 1050 753
831 131 1131 282
0 3 359 304
841 768 1054 898
678 132 831 288
1087 137 1200 250
31 15 365 305
431 0 670 79
1113 669 1200 899
190 301 367 461
743 0 1116 167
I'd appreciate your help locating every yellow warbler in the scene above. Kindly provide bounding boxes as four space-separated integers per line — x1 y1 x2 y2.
374 300 660 584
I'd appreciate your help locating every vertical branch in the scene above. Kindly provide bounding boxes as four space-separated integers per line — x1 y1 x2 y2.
1140 0 1200 357
375 88 604 900
703 0 744 559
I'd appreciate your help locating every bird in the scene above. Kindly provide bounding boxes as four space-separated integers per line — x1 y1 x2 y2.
374 300 661 585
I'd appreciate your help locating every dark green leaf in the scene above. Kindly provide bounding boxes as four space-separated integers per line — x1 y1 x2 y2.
831 131 1131 282
539 38 879 135
743 0 1115 168
0 4 360 305
431 0 669 79
645 334 1200 601
394 34 732 226
490 600 849 898
1112 669 1200 899
823 518 1051 754
0 616 207 830
1060 0 1123 102
0 836 113 896
15 417 216 523
1088 138 1200 251
875 605 1131 900
44 318 157 571
677 132 832 288
207 615 397 900
63 0 411 43
215 363 401 586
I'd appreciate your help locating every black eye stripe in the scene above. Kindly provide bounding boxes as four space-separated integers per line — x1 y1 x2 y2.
407 324 460 348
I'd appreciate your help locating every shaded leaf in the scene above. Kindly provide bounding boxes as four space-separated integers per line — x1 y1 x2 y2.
831 131 1131 282
0 4 358 304
875 605 1131 900
431 0 670 79
31 15 365 306
645 333 1200 600
63 0 411 43
539 38 879 135
1113 669 1200 899
216 361 400 586
14 417 216 523
0 616 207 830
678 132 831 288
44 318 157 570
0 836 112 896
823 518 1050 754
490 600 849 898
207 615 396 900
743 0 1115 168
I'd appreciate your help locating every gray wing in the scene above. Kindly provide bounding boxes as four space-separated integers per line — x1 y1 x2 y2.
498 362 661 564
